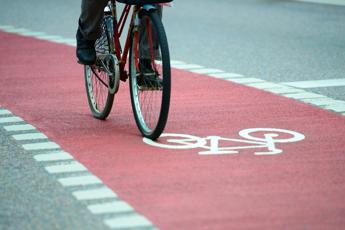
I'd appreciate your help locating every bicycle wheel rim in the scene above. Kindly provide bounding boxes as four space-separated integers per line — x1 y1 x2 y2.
85 65 114 119
84 15 115 120
129 11 171 139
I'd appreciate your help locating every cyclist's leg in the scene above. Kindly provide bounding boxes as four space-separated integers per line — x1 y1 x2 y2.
77 0 108 64
139 5 163 61
79 0 109 40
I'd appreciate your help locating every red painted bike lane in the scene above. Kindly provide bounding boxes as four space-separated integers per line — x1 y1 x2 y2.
1 32 345 229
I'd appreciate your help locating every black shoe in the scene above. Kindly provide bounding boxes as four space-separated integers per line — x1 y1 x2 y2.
138 59 162 89
76 28 96 65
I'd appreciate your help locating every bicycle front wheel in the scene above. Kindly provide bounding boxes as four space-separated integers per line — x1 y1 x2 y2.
129 10 171 140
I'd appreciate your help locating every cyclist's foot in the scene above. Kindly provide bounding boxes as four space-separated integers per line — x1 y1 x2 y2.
137 59 162 89
76 28 96 65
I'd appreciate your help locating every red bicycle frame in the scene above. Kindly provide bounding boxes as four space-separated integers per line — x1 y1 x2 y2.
110 0 163 81
110 0 139 81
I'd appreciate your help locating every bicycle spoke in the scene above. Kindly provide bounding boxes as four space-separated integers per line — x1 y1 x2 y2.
91 66 109 88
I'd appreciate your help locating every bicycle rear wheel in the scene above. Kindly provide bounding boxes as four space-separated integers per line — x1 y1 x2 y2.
85 15 116 120
129 10 171 140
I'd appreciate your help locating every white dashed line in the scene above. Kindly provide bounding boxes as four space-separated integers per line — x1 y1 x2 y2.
45 161 87 173
18 31 46 37
300 97 341 106
36 35 64 40
282 78 345 89
294 0 345 6
0 108 156 229
283 92 326 100
58 175 102 187
88 201 134 214
0 116 23 123
12 133 48 141
226 78 265 84
104 214 153 229
0 109 12 115
264 86 305 94
34 151 74 162
54 38 76 45
171 63 204 70
247 82 290 90
323 102 345 113
72 187 118 200
170 60 185 65
4 124 36 131
208 72 244 79
22 142 60 151
189 68 224 74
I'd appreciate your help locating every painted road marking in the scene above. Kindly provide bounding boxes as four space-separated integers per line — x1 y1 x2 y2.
0 116 23 123
171 63 204 70
283 92 326 100
58 175 102 187
34 151 74 162
72 187 118 200
0 109 12 115
226 78 265 84
35 35 64 40
0 24 344 117
208 72 244 79
88 201 134 214
14 31 46 37
323 102 345 113
248 82 296 90
22 142 60 151
294 0 345 6
189 68 224 74
170 60 185 65
264 86 305 94
12 133 48 141
4 124 36 131
282 78 345 89
144 128 305 156
104 214 153 229
45 161 87 173
0 25 76 46
301 97 345 106
0 108 155 229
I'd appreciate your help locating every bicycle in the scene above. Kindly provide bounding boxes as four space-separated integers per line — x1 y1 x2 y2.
84 0 172 140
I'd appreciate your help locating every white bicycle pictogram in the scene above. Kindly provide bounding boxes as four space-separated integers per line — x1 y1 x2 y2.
143 128 305 155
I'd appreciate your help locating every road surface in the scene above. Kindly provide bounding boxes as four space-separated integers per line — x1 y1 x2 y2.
1 0 345 229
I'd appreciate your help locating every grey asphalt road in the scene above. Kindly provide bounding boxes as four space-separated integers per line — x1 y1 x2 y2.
0 129 109 230
1 0 345 229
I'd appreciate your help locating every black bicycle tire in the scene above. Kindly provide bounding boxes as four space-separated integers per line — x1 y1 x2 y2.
129 10 171 140
84 66 115 120
84 16 115 120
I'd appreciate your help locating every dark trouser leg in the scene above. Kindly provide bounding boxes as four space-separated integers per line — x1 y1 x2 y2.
78 0 109 40
139 6 163 60
76 0 108 64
